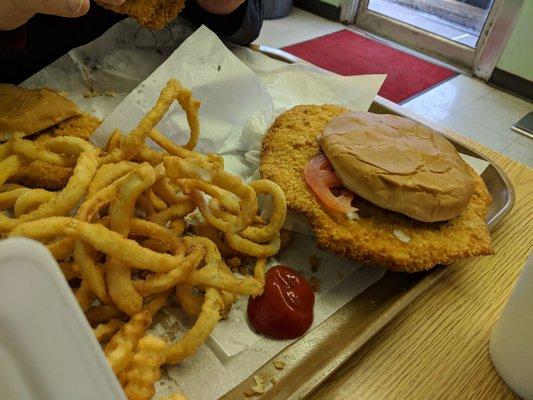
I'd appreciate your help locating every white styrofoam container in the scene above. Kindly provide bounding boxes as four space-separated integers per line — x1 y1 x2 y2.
0 238 126 400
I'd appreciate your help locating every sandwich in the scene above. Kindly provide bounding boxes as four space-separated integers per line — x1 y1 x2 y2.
260 105 493 272
0 84 81 142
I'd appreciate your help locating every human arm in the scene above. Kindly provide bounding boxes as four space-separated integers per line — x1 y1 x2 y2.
181 0 263 45
0 0 125 30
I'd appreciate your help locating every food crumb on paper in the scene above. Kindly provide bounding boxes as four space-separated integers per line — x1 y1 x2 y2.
309 276 321 293
273 359 286 370
83 88 99 98
104 91 117 97
244 375 266 396
308 255 320 272
280 229 292 250
270 378 277 385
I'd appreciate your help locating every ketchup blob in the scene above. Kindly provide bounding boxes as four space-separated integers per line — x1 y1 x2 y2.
247 266 315 339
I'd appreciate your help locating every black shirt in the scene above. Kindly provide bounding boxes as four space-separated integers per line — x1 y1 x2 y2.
0 0 263 84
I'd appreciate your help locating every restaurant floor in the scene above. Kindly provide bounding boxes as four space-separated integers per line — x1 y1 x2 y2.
254 7 533 167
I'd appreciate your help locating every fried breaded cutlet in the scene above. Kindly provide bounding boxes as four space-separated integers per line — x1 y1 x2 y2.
260 105 493 272
41 112 101 141
98 0 186 29
9 113 101 190
11 161 73 190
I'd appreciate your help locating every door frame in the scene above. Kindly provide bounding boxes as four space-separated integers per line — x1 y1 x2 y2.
341 0 524 78
473 0 524 79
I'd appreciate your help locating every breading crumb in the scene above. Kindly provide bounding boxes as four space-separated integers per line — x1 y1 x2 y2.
308 255 320 272
83 88 99 98
273 359 286 370
250 375 265 394
280 229 292 250
309 276 320 292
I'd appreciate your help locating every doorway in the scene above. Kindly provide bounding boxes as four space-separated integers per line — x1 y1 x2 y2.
342 0 524 75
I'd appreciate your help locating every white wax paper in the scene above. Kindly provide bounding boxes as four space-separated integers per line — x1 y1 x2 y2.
23 18 488 400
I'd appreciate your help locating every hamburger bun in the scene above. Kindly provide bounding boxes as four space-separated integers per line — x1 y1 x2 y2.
0 84 80 141
320 112 474 222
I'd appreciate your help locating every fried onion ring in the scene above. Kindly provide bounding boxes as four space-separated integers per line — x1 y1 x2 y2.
164 288 222 364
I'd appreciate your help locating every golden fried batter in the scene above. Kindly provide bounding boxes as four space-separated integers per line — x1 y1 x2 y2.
11 161 73 190
260 105 493 272
9 114 101 190
42 113 101 141
191 221 239 258
99 0 186 30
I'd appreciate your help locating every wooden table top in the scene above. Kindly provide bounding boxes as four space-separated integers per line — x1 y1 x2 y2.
308 109 533 400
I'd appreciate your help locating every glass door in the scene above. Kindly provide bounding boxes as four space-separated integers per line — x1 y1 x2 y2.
346 0 524 71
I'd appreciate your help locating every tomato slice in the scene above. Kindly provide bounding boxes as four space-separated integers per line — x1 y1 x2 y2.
304 154 357 214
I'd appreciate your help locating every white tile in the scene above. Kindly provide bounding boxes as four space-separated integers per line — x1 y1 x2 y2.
452 96 532 137
255 7 343 48
482 88 533 111
450 74 494 98
501 135 533 167
403 76 486 121
440 112 517 151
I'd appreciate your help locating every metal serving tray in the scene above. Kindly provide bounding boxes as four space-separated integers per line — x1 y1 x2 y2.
221 46 515 399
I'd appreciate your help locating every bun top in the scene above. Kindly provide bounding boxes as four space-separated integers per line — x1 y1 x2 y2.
320 112 474 222
0 84 81 141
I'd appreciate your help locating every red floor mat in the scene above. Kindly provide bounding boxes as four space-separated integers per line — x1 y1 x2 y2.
282 29 457 104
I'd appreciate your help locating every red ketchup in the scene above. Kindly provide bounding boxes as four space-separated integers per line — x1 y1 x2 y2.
247 266 315 339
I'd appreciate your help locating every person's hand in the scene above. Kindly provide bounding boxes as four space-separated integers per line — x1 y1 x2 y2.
0 0 124 31
194 0 246 15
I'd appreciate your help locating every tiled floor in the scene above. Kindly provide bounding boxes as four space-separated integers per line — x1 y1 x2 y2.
254 8 533 166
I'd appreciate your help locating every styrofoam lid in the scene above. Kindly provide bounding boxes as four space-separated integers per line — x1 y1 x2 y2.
0 238 126 400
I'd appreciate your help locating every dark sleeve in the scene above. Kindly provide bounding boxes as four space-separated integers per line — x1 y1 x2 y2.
0 4 124 84
180 0 263 45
